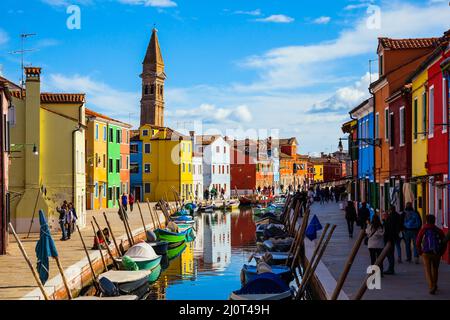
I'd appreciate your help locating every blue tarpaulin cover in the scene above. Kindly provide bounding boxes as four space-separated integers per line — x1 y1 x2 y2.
35 210 58 285
305 214 323 241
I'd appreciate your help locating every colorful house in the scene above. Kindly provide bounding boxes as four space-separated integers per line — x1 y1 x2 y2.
229 140 257 195
277 137 298 191
9 67 86 233
371 36 438 215
192 152 204 200
130 131 143 202
120 126 131 197
140 124 193 202
0 78 12 254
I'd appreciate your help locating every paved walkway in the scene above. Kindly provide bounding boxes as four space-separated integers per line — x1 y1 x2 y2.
0 203 165 299
311 201 450 299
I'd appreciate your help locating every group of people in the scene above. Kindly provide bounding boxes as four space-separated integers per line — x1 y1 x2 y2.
203 187 226 200
120 192 135 212
56 201 78 241
345 201 447 295
314 186 345 204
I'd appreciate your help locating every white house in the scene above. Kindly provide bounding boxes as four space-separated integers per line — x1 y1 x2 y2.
194 135 231 199
192 152 203 200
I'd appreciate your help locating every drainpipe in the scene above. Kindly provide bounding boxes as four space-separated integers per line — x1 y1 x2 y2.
72 105 83 205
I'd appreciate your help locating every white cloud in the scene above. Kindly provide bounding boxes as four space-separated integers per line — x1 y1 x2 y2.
41 0 92 6
166 103 253 124
344 3 371 10
234 9 261 16
309 72 378 114
313 16 331 24
238 2 450 92
0 29 8 46
255 14 294 23
47 74 140 127
118 0 177 7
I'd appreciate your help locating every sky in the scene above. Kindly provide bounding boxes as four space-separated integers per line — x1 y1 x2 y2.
0 0 449 155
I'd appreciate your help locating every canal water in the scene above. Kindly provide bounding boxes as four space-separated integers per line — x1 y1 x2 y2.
146 207 257 300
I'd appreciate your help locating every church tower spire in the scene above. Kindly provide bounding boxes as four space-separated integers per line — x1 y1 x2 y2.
140 28 165 127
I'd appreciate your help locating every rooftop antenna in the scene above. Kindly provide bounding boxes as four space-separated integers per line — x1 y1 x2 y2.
9 33 37 93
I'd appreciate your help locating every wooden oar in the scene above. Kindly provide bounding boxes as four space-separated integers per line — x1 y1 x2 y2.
54 254 73 300
9 223 50 300
91 221 107 272
102 212 122 257
92 216 119 270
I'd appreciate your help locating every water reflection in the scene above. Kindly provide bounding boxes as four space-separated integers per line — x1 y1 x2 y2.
147 208 256 300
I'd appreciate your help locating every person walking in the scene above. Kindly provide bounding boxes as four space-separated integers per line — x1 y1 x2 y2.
67 202 78 235
416 214 446 295
383 205 402 274
345 201 357 238
204 188 210 201
129 193 135 212
121 193 128 211
56 203 68 241
358 202 370 230
366 214 385 274
403 202 422 263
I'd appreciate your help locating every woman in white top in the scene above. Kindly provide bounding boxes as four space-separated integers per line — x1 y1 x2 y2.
366 214 385 274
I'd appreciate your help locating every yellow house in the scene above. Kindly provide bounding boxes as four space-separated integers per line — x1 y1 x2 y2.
314 164 324 182
85 109 108 210
9 67 86 233
140 124 193 201
410 67 429 218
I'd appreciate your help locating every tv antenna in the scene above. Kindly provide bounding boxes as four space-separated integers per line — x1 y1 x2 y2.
9 33 37 92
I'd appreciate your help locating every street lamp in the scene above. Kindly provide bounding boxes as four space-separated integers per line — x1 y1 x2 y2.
338 138 344 153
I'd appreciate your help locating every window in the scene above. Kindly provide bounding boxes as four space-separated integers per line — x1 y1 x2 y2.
95 124 99 140
375 113 379 139
119 156 122 170
109 128 114 142
150 84 155 95
103 182 107 197
117 129 121 143
126 131 129 144
126 156 129 169
8 106 16 126
182 163 185 173
422 91 427 139
144 143 151 154
413 98 418 140
103 126 107 141
399 107 405 146
144 85 149 95
444 77 448 134
224 146 226 153
130 162 139 174
188 163 191 173
389 112 394 148
188 144 190 153
384 108 389 140
116 159 120 173
144 183 151 193
108 187 113 201
227 165 229 174
429 86 434 138
95 153 98 167
103 154 106 168
216 146 220 153
212 165 215 174
144 163 151 173
142 129 149 136
379 54 383 76
94 182 98 198
193 164 196 175
130 144 138 154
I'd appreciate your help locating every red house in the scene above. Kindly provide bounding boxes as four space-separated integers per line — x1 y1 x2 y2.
387 84 412 212
229 140 257 194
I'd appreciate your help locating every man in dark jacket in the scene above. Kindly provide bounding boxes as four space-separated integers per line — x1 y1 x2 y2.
403 202 422 263
383 205 402 274
345 201 357 238
358 202 370 230
416 215 446 294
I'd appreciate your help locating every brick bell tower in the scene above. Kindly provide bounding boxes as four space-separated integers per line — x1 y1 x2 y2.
140 28 166 127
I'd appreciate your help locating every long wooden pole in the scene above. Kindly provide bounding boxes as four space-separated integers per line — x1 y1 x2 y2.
147 199 160 228
76 224 98 286
26 186 41 238
54 256 73 300
102 212 121 257
296 224 336 299
353 241 392 300
91 221 107 272
135 201 148 234
92 216 119 270
331 229 365 300
9 223 50 300
142 201 156 230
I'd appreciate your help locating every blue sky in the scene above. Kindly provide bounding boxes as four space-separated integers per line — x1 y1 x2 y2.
0 0 449 154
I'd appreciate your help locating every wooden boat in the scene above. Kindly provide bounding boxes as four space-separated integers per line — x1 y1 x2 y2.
255 216 283 226
147 241 169 255
230 273 293 300
74 295 139 300
255 223 287 242
262 238 294 252
147 264 162 283
98 270 151 297
253 252 293 265
172 215 194 222
115 242 162 271
154 226 193 244
239 195 254 206
242 264 294 285
167 242 187 260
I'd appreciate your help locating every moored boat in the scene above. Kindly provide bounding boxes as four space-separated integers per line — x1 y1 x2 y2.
115 242 162 271
241 264 294 285
230 272 293 300
98 270 151 297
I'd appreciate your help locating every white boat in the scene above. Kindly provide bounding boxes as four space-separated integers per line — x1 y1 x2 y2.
98 270 151 296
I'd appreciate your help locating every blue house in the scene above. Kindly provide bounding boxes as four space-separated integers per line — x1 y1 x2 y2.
350 98 375 210
130 133 143 202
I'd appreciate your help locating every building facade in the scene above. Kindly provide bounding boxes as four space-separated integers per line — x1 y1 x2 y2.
192 152 204 200
130 131 143 202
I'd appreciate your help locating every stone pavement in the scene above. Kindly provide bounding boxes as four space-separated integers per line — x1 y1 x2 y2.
311 201 450 299
0 203 165 299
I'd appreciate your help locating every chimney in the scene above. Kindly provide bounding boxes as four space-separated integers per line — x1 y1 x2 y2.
189 130 195 151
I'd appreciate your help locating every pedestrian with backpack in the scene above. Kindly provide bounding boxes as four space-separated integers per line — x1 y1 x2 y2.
416 214 446 295
402 202 422 264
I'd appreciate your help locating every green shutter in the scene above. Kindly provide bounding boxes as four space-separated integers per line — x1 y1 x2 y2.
414 99 418 140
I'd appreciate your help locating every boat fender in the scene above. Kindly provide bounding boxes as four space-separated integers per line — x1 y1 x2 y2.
99 277 120 297
146 230 157 242
122 255 139 271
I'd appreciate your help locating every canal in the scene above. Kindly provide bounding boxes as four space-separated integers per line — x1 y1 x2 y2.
146 208 257 300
